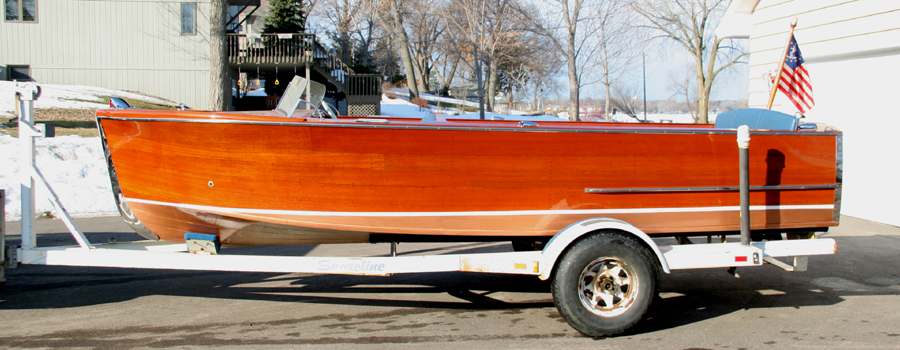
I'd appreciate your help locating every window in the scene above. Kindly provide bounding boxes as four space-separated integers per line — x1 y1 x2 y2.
8 65 33 81
181 3 196 35
5 0 37 22
226 5 242 32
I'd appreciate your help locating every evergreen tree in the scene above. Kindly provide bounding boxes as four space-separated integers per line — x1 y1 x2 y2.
263 0 306 33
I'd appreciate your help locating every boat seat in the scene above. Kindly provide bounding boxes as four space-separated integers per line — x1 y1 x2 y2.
714 108 799 131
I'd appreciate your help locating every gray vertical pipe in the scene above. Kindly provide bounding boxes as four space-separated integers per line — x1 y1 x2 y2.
737 125 751 246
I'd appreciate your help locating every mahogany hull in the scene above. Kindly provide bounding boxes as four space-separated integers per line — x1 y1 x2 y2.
96 110 841 245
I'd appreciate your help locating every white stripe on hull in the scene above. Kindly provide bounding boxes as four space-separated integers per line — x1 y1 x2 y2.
124 197 833 218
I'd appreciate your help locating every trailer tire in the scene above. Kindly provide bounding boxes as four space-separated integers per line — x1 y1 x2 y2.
551 231 659 337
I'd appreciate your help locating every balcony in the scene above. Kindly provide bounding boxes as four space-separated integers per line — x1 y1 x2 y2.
227 33 382 115
227 33 315 66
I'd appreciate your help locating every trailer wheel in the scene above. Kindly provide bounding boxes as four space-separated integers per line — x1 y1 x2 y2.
551 231 659 337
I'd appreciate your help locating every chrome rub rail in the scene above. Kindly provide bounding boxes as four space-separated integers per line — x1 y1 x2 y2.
585 184 841 194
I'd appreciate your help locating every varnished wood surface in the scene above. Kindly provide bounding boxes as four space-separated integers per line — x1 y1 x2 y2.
97 109 840 244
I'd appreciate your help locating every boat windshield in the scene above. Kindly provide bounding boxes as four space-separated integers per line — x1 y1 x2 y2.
276 76 328 118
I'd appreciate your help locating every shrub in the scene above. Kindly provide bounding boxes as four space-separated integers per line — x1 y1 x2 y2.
382 82 396 99
410 97 429 110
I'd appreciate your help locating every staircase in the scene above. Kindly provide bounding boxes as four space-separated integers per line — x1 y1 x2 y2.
227 33 381 116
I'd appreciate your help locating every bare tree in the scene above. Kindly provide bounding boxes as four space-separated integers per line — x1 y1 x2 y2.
325 2 388 70
352 12 379 67
371 26 401 79
406 0 448 94
609 83 642 121
593 0 641 121
631 0 746 123
514 0 600 121
316 0 369 64
668 64 698 122
494 30 552 112
433 38 463 96
521 36 563 113
444 0 514 118
311 0 379 68
505 64 529 111
381 0 419 97
209 0 229 111
482 1 527 112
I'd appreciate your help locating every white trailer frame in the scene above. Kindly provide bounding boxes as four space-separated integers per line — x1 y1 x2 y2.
13 220 836 277
3 83 837 336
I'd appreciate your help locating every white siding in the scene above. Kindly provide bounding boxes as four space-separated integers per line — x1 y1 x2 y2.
1 0 213 108
746 0 900 110
806 54 900 227
743 0 900 227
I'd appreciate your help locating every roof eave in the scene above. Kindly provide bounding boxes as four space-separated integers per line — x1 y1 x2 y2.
716 0 761 39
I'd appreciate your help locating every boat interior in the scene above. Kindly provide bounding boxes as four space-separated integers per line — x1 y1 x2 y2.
100 75 831 135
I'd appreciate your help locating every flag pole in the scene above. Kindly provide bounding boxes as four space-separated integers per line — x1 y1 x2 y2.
767 20 798 110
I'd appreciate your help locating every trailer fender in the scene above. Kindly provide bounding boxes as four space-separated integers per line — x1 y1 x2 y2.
539 218 671 280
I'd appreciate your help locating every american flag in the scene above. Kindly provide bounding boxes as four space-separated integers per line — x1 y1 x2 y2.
776 36 814 113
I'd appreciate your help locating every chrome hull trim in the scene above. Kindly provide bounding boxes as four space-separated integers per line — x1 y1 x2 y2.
95 116 843 137
124 197 834 217
586 184 841 194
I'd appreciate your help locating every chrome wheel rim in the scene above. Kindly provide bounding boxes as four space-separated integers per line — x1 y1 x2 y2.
578 257 639 317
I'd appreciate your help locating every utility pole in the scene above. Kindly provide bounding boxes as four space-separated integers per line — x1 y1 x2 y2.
642 53 647 122
476 44 485 119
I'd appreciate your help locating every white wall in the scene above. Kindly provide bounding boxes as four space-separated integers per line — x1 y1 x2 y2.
736 0 900 226
745 0 900 110
802 52 900 226
1 0 212 108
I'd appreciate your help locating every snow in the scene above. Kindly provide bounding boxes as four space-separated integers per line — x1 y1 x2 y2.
0 81 174 117
389 89 560 117
244 89 267 97
1 135 118 221
451 112 566 121
383 90 714 123
1 83 716 222
379 93 435 119
380 94 566 121
608 113 718 124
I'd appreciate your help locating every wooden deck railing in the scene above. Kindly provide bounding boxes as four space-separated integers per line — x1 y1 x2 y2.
227 33 355 75
345 74 382 98
228 33 380 97
227 33 314 65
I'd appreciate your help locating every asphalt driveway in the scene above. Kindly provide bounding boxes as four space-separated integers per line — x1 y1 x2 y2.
1 215 898 349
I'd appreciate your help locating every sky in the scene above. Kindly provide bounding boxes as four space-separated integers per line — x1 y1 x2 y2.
581 47 750 102
634 51 749 101
304 9 751 103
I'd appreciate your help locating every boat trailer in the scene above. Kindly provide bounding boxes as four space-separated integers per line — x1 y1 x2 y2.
1 83 837 337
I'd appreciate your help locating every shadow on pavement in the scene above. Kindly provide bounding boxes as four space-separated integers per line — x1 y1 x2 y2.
2 220 899 337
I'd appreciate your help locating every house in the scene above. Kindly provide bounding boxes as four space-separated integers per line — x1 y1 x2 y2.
0 0 380 114
718 0 900 227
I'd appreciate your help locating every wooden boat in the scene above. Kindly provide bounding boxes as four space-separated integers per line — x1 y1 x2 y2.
96 92 841 246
